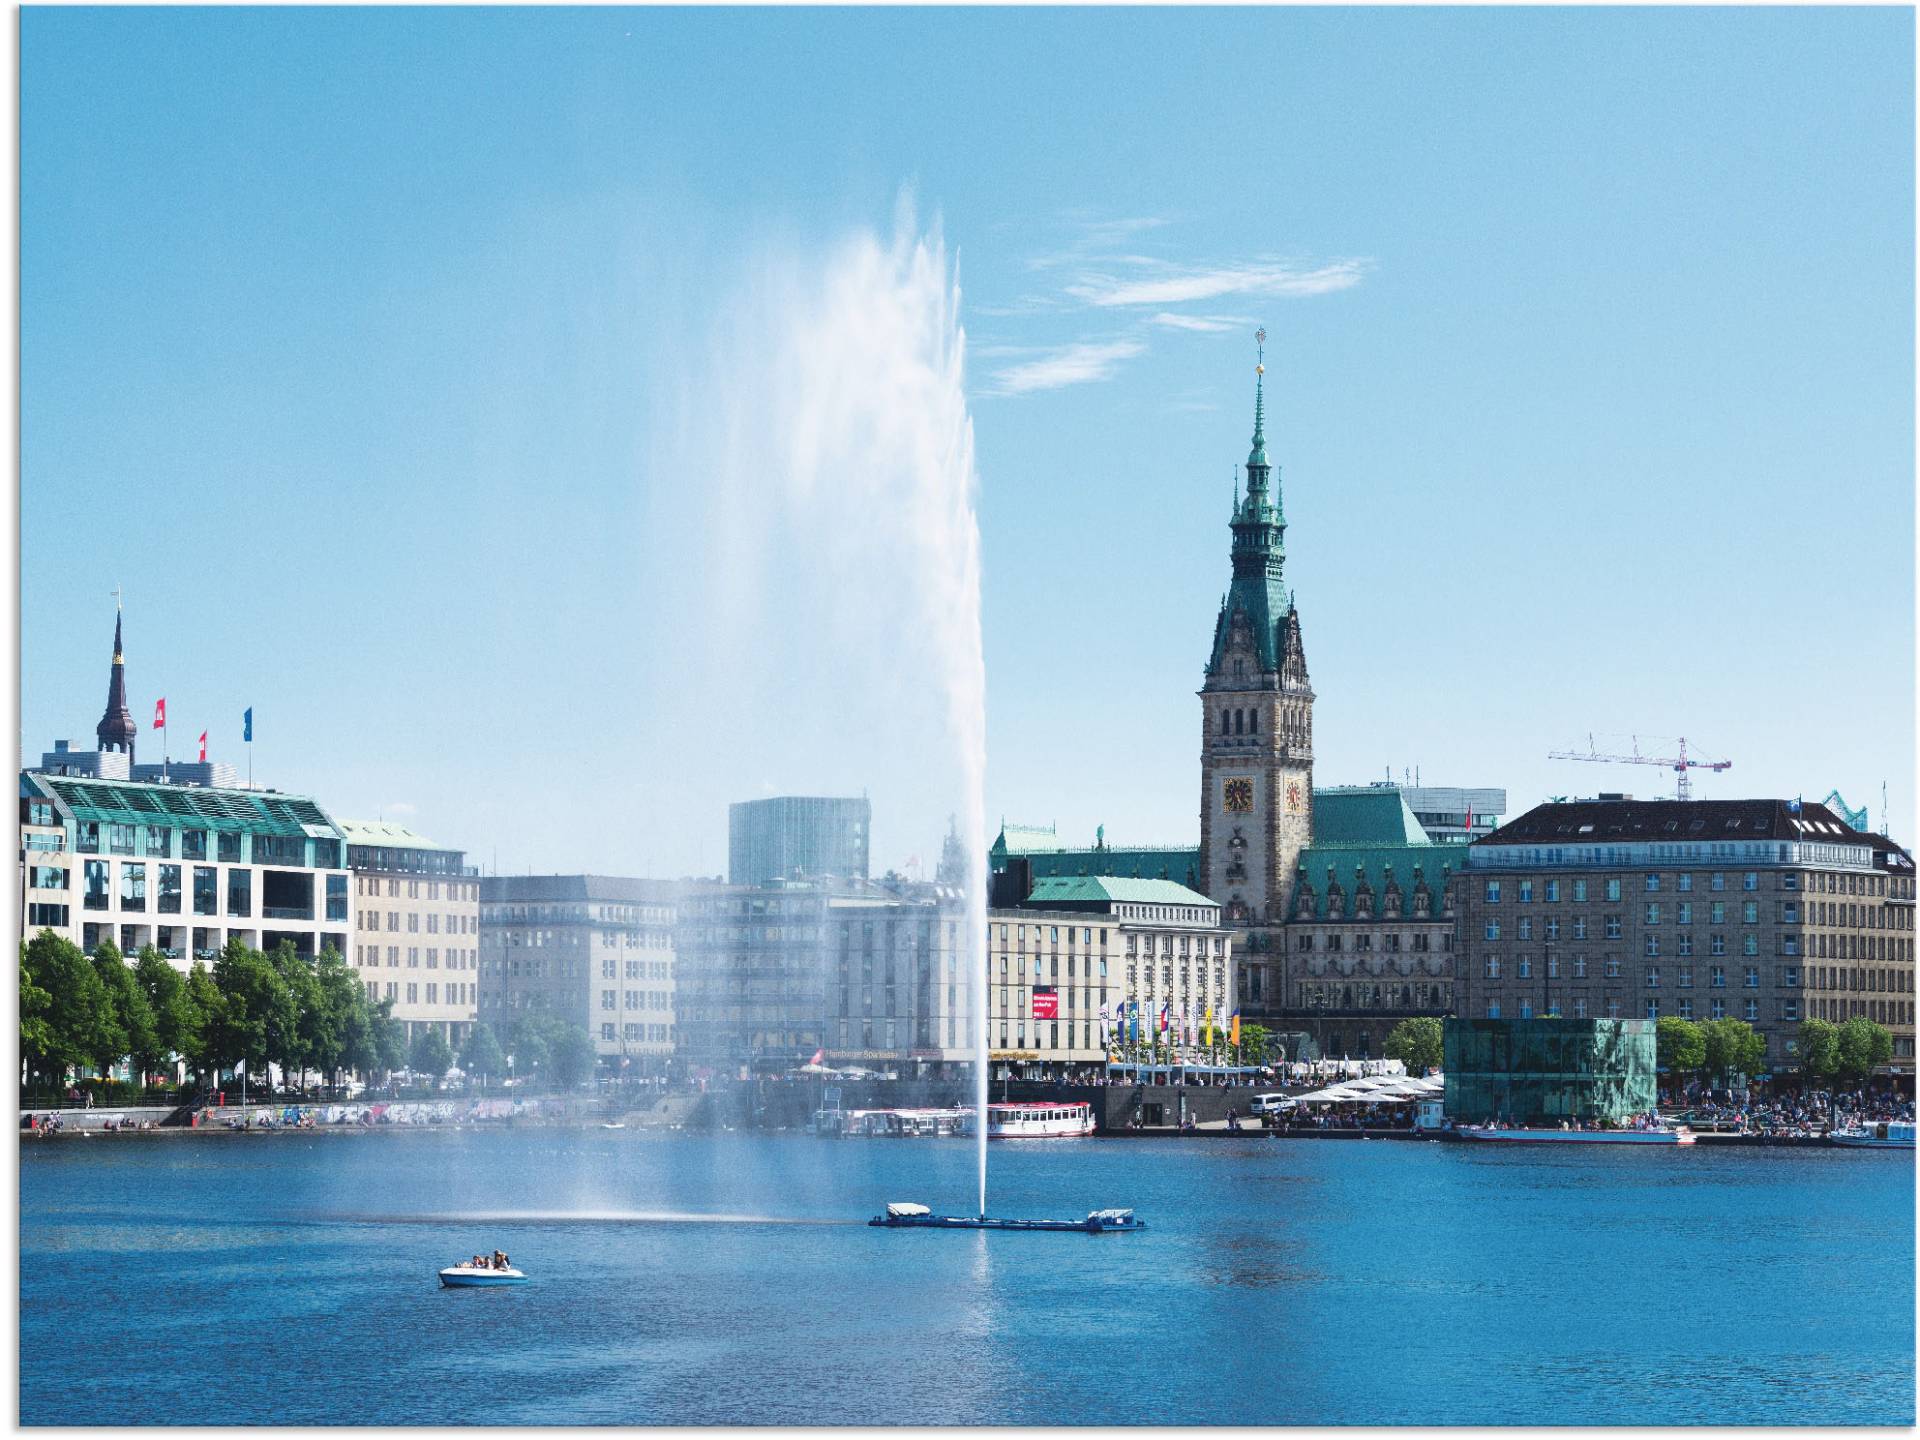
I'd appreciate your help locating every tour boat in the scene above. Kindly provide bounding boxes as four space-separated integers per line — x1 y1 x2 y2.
1454 1124 1695 1145
439 1264 529 1287
869 1201 1144 1232
986 1101 1096 1139
1828 1121 1916 1149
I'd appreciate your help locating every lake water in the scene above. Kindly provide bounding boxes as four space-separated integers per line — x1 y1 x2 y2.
19 1129 1915 1425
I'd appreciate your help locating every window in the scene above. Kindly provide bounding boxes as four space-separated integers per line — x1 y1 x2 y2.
1573 998 1587 1019
83 860 110 911
1646 966 1661 988
1677 903 1691 925
1518 919 1532 941
1517 956 1532 979
601 990 616 1010
1677 935 1693 957
1573 880 1588 903
227 869 251 918
1485 881 1501 903
1485 922 1500 941
1605 879 1622 902
1677 998 1693 1019
1486 1001 1500 1019
1743 872 1758 892
1518 881 1533 903
194 866 217 916
1710 901 1726 924
1646 1000 1659 1019
1711 998 1725 1019
326 874 348 922
1573 917 1589 940
1545 919 1560 941
1677 874 1693 893
108 824 135 856
1710 966 1726 988
1605 916 1622 940
602 1023 615 1041
1742 935 1759 957
1645 904 1661 926
1605 956 1621 978
1546 880 1560 902
1711 934 1727 956
120 863 146 912
1644 874 1660 893
217 832 242 864
1745 1000 1759 1022
1572 955 1587 979
1710 873 1725 892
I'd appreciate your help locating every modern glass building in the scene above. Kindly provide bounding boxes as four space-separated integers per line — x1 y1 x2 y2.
728 795 870 886
1442 1018 1656 1125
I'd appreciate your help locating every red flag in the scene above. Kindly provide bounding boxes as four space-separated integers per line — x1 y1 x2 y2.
809 1048 824 1066
152 697 166 729
198 731 207 762
1465 805 1474 833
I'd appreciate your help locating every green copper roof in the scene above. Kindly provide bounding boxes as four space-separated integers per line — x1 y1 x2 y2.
1248 368 1269 470
33 774 340 838
1026 875 1219 909
990 823 1070 858
1288 841 1469 922
339 818 448 851
1311 788 1432 847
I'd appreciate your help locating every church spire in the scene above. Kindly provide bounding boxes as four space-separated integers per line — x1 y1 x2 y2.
1248 327 1269 472
96 599 136 762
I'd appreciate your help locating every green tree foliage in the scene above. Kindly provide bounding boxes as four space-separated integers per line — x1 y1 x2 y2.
182 964 225 1086
306 948 358 1086
1383 1017 1445 1075
545 1021 597 1090
130 946 193 1083
209 939 282 1077
371 997 408 1075
409 1025 454 1081
1238 1022 1273 1066
18 935 60 1086
1797 1018 1841 1079
22 930 114 1086
1656 1016 1706 1075
1835 1016 1894 1080
504 1016 551 1077
89 940 151 1081
1700 1018 1766 1082
460 1022 505 1083
266 941 315 1088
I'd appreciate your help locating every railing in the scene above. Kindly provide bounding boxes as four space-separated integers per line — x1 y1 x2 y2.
263 906 313 920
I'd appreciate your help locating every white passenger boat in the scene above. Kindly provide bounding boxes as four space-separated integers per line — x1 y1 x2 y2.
439 1264 528 1287
1455 1124 1695 1146
986 1101 1095 1139
1828 1121 1915 1149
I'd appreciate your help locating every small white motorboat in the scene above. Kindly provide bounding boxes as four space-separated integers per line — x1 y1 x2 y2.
1829 1121 1915 1149
439 1264 528 1287
601 1122 627 1130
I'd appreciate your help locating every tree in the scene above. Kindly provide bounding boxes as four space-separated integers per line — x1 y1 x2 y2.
370 996 408 1076
131 947 192 1085
1797 1018 1840 1080
209 940 282 1080
504 1016 551 1078
545 1021 596 1090
1700 1018 1765 1083
88 940 147 1082
1656 1016 1706 1076
460 1023 505 1085
182 964 225 1089
23 931 114 1087
410 1025 454 1082
18 935 59 1087
1835 1016 1893 1082
266 941 315 1091
304 947 357 1087
1238 1022 1273 1066
1383 1017 1444 1075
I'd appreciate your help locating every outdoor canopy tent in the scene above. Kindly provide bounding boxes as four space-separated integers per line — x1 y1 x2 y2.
1286 1075 1445 1106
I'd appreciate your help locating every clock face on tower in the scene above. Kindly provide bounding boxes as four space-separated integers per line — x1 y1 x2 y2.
1223 778 1254 813
1286 781 1302 814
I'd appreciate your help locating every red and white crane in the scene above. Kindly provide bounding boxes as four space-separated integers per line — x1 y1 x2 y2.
1547 734 1733 802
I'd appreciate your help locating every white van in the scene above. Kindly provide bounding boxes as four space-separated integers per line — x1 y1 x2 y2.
1249 1092 1294 1116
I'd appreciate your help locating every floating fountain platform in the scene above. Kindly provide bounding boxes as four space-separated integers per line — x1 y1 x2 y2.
869 1202 1144 1233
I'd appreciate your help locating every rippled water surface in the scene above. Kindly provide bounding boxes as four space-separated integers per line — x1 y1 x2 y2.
19 1129 1914 1425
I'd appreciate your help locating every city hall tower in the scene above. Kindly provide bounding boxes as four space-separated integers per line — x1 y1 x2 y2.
1198 334 1314 926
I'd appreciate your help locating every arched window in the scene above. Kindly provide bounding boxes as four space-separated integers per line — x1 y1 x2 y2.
1234 710 1244 735
1219 710 1230 736
1249 709 1258 734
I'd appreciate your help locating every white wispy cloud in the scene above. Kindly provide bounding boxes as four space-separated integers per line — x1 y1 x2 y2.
983 339 1147 397
1149 313 1246 334
1068 259 1368 309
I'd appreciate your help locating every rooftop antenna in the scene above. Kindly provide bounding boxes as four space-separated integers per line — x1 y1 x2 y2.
1882 782 1890 836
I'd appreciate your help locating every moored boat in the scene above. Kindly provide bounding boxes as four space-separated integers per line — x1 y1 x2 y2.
986 1101 1095 1139
1828 1121 1915 1149
439 1264 529 1286
1454 1124 1696 1145
870 1201 1144 1232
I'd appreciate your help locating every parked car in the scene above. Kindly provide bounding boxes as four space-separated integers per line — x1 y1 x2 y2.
1250 1092 1295 1116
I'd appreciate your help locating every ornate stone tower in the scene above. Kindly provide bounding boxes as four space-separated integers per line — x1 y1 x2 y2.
95 603 137 765
1198 335 1314 925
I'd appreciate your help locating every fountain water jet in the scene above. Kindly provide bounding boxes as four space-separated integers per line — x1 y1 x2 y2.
664 196 991 1217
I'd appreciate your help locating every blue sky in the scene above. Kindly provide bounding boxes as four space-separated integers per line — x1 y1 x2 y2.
21 6 1916 873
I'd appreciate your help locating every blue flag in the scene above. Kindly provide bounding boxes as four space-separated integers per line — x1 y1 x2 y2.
243 707 253 742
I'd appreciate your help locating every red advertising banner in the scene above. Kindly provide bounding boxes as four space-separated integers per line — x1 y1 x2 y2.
1031 988 1058 1020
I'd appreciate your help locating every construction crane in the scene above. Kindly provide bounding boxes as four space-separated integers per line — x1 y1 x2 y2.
1547 734 1733 802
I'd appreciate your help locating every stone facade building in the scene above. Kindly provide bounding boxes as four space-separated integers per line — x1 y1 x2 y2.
986 877 1231 1077
343 820 479 1048
675 877 971 1079
1455 797 1916 1077
477 875 677 1074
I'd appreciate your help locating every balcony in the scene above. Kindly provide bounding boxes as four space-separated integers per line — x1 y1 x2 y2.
264 905 313 921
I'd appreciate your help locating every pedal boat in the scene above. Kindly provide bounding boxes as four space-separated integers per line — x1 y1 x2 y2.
869 1201 1144 1232
440 1264 529 1286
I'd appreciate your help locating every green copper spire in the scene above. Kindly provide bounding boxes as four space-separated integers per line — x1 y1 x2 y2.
1247 327 1269 472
